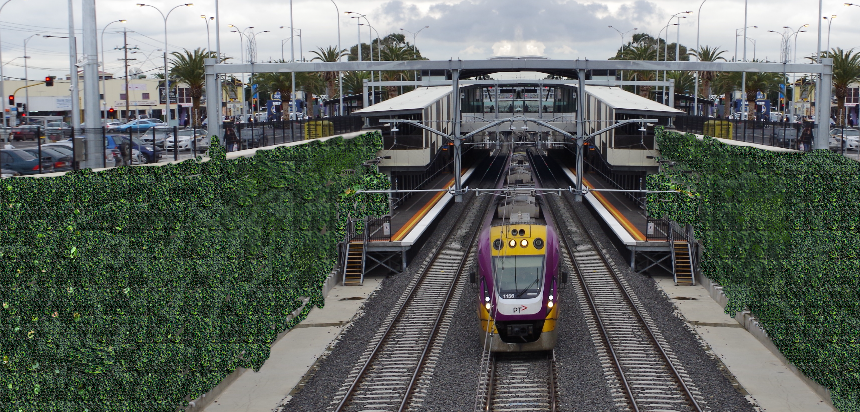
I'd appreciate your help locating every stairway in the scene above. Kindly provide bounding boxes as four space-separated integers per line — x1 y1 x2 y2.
672 241 694 286
343 242 365 286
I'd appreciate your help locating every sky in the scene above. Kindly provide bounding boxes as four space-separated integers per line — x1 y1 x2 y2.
0 0 856 82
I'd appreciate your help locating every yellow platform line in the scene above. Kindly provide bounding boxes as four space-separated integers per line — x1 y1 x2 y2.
391 170 466 242
573 170 646 241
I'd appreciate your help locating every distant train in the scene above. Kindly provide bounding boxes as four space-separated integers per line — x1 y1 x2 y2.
471 150 567 352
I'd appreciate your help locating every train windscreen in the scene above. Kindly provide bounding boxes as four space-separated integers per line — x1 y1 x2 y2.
493 256 544 299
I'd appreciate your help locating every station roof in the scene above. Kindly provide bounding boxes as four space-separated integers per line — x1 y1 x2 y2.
353 86 452 117
583 86 683 116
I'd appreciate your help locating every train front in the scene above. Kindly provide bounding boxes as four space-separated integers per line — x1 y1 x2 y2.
476 223 560 352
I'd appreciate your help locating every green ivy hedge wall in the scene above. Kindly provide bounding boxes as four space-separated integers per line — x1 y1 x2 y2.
0 131 389 410
647 129 860 411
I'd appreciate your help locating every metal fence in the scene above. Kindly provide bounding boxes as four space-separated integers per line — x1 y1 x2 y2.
230 116 365 151
2 116 364 174
672 115 816 150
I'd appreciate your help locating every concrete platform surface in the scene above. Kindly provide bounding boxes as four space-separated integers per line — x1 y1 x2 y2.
654 277 835 412
201 276 384 412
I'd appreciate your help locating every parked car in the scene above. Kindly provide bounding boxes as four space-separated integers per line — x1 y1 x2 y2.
10 125 42 141
44 140 122 168
140 126 173 148
20 147 72 172
45 122 72 141
1 168 21 178
165 129 209 151
109 135 161 163
830 128 860 150
0 149 55 175
115 119 167 132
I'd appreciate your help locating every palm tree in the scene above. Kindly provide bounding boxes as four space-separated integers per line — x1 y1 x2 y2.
689 45 727 99
252 70 293 112
712 71 742 118
621 41 657 98
665 71 696 95
743 71 785 119
821 48 860 125
169 47 226 127
310 46 348 100
380 43 414 98
342 71 370 96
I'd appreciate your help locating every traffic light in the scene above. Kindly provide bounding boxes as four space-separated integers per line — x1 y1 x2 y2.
45 76 54 87
7 95 12 106
108 108 116 119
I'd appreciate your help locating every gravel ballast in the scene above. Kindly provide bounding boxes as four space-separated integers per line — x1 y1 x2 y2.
281 184 758 412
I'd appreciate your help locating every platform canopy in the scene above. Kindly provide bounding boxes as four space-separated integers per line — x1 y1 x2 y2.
353 86 452 117
583 86 684 117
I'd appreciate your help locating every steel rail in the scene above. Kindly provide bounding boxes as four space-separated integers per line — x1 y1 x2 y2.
483 354 496 411
531 150 703 412
528 150 639 412
335 154 507 412
397 165 503 411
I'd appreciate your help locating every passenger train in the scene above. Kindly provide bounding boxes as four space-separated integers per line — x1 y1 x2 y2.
471 150 567 352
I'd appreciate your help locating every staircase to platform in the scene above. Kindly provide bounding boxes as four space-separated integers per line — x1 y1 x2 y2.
343 242 365 286
672 241 694 286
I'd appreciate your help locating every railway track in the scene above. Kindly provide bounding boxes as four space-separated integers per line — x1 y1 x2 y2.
331 155 506 412
530 151 704 412
476 351 557 412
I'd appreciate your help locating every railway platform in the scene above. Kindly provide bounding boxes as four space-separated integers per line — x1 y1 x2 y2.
341 164 477 285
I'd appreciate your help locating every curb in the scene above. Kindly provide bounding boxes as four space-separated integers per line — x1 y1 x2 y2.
694 271 837 411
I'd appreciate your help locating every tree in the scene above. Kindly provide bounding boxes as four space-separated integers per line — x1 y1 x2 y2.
379 43 414 98
822 48 860 125
689 45 727 99
743 70 785 118
712 71 742 118
342 71 370 96
665 71 696 95
310 46 349 99
169 47 226 127
620 41 657 98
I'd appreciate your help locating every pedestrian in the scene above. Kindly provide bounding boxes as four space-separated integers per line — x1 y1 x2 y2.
224 125 238 152
799 123 813 151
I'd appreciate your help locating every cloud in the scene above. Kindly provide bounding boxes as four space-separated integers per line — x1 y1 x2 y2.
378 0 658 43
459 45 487 55
551 45 578 56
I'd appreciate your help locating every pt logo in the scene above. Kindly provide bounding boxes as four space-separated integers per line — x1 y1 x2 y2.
512 305 528 313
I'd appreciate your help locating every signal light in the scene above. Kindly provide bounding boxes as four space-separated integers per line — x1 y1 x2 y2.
108 108 116 118
45 76 54 87
7 95 12 106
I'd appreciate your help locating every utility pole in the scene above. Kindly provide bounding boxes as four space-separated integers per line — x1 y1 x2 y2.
116 28 138 121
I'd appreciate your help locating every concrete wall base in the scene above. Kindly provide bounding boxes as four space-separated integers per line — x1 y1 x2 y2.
695 271 837 410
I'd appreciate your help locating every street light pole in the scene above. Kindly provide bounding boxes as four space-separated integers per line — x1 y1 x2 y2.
330 0 343 115
137 2 192 127
23 34 39 119
694 0 707 115
101 20 126 124
401 26 429 81
229 26 244 119
608 25 636 83
824 15 836 53
0 0 17 131
742 0 748 121
201 15 213 52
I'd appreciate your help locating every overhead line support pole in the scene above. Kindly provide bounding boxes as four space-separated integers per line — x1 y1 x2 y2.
452 68 462 202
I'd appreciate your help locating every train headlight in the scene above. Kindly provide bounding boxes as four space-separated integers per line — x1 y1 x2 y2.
548 301 554 308
549 295 554 301
485 302 492 310
520 239 528 248
485 296 490 302
508 239 516 248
